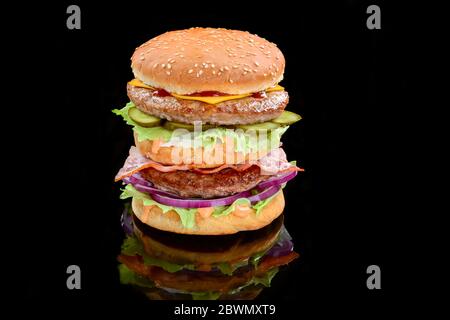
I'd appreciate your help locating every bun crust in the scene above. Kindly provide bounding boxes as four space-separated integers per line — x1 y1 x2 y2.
133 217 282 265
134 132 270 166
131 191 285 235
131 28 285 95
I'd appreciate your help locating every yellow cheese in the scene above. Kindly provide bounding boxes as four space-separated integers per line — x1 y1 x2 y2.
128 79 284 104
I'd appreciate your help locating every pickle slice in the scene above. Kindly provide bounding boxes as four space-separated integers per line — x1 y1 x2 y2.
163 121 215 131
128 107 161 127
271 111 302 125
236 122 280 131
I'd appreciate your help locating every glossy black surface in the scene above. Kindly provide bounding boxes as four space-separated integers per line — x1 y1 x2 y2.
11 0 413 314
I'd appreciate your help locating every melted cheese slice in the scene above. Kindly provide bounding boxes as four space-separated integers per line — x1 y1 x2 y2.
128 79 284 104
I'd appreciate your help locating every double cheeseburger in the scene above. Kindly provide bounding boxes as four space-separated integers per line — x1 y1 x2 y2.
118 209 299 300
114 28 303 235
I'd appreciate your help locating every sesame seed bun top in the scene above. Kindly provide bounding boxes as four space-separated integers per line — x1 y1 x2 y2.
131 27 285 95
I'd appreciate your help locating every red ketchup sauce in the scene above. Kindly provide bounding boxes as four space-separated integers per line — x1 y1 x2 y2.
152 88 267 98
251 91 267 99
153 88 172 97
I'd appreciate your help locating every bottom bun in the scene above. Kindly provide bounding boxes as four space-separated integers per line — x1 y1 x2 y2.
131 191 285 235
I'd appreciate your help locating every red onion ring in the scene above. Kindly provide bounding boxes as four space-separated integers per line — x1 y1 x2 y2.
150 190 253 208
120 205 134 235
124 178 184 199
257 171 297 191
266 239 294 257
123 169 291 209
247 185 281 204
128 173 153 187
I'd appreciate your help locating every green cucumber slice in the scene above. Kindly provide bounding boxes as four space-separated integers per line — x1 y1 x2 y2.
271 110 302 125
128 107 161 127
236 122 280 131
163 121 215 131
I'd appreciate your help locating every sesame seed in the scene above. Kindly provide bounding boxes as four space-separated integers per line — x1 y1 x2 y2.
167 63 172 69
224 66 230 71
198 70 204 75
242 72 248 75
263 73 268 77
194 63 198 67
218 72 222 76
232 65 239 69
188 69 193 74
212 70 216 75
229 79 234 83
219 67 224 72
253 69 257 73
254 61 260 67
166 71 171 75
211 64 215 68
161 63 166 68
179 54 184 58
153 63 158 68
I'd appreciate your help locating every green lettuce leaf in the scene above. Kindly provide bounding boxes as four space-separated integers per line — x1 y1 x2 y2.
252 191 280 216
142 256 194 273
249 250 269 267
227 267 280 296
212 198 251 217
118 264 155 289
120 184 196 229
113 102 288 152
217 262 234 276
121 236 195 273
191 291 222 300
250 267 279 287
121 235 144 256
112 102 172 142
112 102 136 126
121 184 278 229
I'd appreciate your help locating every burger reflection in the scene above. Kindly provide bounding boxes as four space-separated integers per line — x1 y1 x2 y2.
118 205 299 300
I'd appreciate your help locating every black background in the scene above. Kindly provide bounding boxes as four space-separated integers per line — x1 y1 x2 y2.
7 0 414 316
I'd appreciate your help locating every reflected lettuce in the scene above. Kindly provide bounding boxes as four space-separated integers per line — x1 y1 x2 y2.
119 264 154 289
